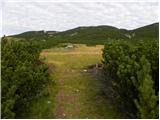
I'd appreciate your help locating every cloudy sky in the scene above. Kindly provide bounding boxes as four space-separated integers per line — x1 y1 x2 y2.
1 0 159 35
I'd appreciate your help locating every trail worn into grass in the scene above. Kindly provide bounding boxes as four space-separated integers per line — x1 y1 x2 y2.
41 44 124 118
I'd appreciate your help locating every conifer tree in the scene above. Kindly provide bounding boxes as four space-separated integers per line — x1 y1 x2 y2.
134 56 158 119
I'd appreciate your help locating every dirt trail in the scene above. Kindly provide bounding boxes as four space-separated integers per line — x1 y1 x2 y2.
51 61 123 119
41 44 124 118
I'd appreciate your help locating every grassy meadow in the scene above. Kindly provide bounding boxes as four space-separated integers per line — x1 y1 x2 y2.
22 44 124 118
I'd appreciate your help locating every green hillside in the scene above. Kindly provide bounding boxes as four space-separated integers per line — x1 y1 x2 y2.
10 30 48 40
130 23 159 38
9 22 159 46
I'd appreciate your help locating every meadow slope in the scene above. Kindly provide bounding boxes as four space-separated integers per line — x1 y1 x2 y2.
40 44 124 118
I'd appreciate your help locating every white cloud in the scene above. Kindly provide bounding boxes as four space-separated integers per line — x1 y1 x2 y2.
3 0 159 2
1 1 158 35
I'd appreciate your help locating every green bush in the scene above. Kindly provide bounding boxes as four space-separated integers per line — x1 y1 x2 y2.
102 40 158 118
1 37 51 118
133 56 158 118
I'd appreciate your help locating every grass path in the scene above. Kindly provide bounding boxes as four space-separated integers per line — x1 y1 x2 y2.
40 44 124 119
17 44 124 119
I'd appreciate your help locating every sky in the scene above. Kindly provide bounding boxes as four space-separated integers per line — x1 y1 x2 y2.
0 0 159 36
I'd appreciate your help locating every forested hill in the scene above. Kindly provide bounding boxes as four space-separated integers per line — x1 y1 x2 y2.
130 23 159 38
48 23 159 40
9 22 159 46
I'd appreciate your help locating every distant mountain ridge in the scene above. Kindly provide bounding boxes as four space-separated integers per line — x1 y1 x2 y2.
130 23 159 38
10 22 159 45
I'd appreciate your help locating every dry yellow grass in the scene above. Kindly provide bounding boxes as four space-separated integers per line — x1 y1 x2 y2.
41 44 103 56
